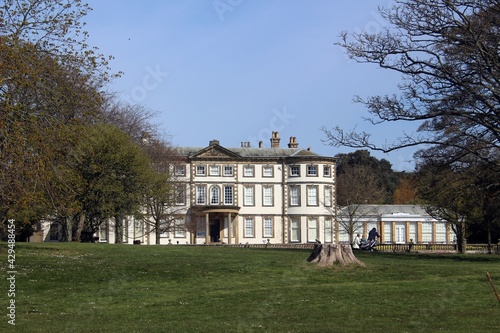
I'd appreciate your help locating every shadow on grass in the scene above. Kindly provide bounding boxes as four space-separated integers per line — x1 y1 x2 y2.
364 250 500 263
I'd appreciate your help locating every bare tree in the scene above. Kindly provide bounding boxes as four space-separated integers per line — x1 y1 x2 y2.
336 165 384 243
139 139 184 244
322 0 500 172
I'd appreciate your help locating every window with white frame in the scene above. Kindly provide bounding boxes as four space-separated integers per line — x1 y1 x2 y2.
196 165 206 176
134 219 143 238
244 186 254 206
290 217 301 242
307 165 318 176
289 185 300 206
422 222 433 243
263 217 273 238
209 165 220 176
323 165 331 177
223 165 233 176
395 223 406 244
384 223 392 243
97 223 106 242
243 165 254 177
196 185 206 205
262 166 273 177
307 186 318 206
210 186 220 205
175 184 186 205
435 222 446 243
244 217 254 237
409 223 417 243
224 186 233 205
308 217 318 242
175 165 186 176
263 185 273 206
174 218 185 238
324 186 332 207
290 165 300 176
338 223 350 243
324 218 333 243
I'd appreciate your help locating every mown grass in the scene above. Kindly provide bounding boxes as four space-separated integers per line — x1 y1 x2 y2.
1 242 499 333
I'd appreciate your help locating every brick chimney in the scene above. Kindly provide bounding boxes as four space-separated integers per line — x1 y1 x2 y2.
270 131 280 148
288 136 298 148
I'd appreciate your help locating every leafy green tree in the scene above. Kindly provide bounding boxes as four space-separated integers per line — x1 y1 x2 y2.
0 39 102 233
0 0 110 238
393 174 419 204
416 161 499 253
71 124 152 241
335 150 399 203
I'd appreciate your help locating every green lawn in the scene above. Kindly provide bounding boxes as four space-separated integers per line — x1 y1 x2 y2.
1 242 499 333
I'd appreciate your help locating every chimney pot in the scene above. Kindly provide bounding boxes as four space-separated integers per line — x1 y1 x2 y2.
270 131 280 148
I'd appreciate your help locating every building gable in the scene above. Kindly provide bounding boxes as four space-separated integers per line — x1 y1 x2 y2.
190 144 241 160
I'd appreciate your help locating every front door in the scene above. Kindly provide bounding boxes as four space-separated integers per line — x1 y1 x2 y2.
210 220 221 242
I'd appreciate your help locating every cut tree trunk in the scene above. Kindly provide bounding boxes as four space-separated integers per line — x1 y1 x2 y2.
307 243 366 267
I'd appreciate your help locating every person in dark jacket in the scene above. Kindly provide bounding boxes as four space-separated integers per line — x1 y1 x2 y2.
368 228 380 241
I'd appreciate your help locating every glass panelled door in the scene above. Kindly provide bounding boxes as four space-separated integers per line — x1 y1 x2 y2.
395 223 406 244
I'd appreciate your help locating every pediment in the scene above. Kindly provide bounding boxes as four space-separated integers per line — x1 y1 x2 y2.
192 145 241 159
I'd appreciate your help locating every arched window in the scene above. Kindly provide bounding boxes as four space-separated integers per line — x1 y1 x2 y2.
210 186 220 205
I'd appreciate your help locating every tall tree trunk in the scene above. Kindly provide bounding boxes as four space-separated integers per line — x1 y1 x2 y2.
459 219 467 254
59 217 72 242
487 218 492 254
73 213 85 242
155 218 161 245
115 215 123 244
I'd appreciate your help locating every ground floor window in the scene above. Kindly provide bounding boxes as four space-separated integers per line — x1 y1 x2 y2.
422 222 433 243
290 217 300 242
98 223 108 242
134 219 143 239
409 223 417 243
244 217 254 238
337 224 349 243
263 217 273 238
435 222 446 243
383 223 392 243
307 217 318 242
174 218 185 238
324 218 332 243
395 223 406 244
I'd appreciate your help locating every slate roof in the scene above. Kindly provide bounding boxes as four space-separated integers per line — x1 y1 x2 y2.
176 145 332 159
338 205 431 217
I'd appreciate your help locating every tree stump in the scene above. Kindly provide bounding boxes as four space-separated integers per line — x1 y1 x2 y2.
307 243 366 267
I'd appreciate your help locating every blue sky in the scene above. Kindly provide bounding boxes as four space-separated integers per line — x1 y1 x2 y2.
84 0 416 171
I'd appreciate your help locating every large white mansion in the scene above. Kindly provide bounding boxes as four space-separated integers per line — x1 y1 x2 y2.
34 132 455 245
128 132 337 245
